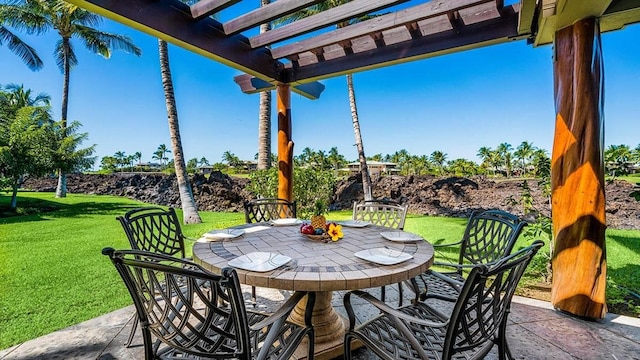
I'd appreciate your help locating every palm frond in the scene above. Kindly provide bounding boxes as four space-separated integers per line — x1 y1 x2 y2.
74 25 142 57
0 26 44 70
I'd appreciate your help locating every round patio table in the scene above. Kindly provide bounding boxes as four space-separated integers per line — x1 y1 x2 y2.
192 222 434 360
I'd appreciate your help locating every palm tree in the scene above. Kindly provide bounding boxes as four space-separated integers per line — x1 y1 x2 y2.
0 24 43 70
155 144 170 168
515 141 535 176
497 142 513 177
1 83 50 121
327 147 346 171
114 150 126 171
199 157 210 166
275 1 373 200
477 146 493 175
256 0 271 170
430 151 447 175
222 151 240 168
1 0 141 197
133 151 142 166
158 39 201 223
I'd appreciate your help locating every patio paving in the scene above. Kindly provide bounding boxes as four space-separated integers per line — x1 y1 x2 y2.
1 285 639 360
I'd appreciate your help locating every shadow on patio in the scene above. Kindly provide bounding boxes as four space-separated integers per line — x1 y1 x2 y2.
1 285 639 360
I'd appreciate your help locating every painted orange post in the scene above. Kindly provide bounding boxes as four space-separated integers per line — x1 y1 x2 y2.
551 18 607 319
276 84 294 202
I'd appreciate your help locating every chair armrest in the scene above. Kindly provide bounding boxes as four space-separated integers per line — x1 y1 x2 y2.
428 270 465 289
432 239 463 248
249 291 312 330
344 290 447 329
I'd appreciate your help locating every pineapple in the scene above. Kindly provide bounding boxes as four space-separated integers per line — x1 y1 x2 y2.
310 200 327 231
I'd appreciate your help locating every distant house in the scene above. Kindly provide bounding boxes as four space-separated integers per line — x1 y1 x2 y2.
344 161 399 176
198 165 216 175
138 162 162 171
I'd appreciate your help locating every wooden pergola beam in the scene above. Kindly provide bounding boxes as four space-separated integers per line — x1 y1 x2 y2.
222 0 325 35
189 0 240 20
271 0 494 60
248 0 409 48
64 0 281 81
233 75 326 100
286 6 520 83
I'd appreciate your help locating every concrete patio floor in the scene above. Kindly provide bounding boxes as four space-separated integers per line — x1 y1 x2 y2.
1 284 639 360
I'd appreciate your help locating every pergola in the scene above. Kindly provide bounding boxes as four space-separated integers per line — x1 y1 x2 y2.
65 0 640 320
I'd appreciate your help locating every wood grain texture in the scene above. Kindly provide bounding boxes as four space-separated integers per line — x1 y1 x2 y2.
551 17 607 319
277 84 294 202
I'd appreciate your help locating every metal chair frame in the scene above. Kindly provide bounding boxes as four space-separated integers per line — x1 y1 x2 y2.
352 200 408 230
243 197 297 306
103 248 315 360
117 206 187 258
407 209 527 303
344 241 544 360
116 206 190 347
352 199 409 303
244 198 297 223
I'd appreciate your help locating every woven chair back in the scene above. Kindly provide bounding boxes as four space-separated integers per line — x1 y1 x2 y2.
352 200 408 230
458 210 526 267
117 207 186 258
244 198 297 223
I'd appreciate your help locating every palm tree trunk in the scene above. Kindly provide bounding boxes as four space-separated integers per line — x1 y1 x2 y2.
257 0 272 170
257 90 271 169
159 39 201 224
55 37 72 198
346 73 372 201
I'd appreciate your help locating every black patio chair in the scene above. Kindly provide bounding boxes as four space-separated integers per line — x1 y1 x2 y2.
352 199 408 230
244 198 297 223
406 209 527 303
243 198 296 306
344 240 544 360
117 206 187 259
116 206 190 347
103 248 315 360
353 199 409 303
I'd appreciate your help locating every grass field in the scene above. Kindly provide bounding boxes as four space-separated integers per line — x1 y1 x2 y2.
1 192 638 349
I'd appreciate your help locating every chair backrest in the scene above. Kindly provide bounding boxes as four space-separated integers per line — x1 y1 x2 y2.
352 200 408 230
117 207 186 258
244 198 297 223
443 240 544 359
458 209 526 267
102 248 252 359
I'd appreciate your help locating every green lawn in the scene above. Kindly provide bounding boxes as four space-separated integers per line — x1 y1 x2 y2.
1 192 638 349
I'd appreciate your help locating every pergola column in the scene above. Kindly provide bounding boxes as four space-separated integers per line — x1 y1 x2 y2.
276 84 294 202
551 17 607 319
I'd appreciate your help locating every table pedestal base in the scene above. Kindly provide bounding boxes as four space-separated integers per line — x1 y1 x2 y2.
290 291 353 360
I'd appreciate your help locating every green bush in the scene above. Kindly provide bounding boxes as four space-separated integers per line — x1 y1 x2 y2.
248 168 336 218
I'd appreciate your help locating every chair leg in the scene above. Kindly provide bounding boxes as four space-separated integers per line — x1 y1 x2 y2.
251 286 257 307
497 314 514 360
344 334 354 360
125 314 138 347
397 281 403 307
380 285 386 302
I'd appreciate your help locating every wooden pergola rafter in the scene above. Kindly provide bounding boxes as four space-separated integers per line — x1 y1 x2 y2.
66 0 530 94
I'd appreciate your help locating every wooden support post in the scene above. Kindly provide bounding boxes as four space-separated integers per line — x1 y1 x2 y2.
551 18 607 319
276 84 294 202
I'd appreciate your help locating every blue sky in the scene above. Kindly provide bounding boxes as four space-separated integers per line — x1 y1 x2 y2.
1 18 639 168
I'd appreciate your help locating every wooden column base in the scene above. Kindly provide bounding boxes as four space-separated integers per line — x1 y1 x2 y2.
289 291 354 360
